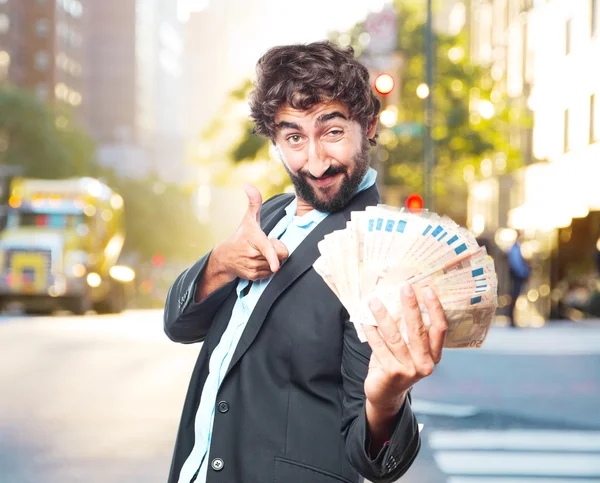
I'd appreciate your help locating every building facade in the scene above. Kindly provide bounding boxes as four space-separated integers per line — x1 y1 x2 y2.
136 0 186 183
467 0 600 323
84 0 136 144
0 0 85 118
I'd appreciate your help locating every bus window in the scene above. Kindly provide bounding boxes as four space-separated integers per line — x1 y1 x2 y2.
49 214 67 228
10 213 69 228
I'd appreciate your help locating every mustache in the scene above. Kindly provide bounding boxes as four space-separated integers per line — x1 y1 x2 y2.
300 165 347 181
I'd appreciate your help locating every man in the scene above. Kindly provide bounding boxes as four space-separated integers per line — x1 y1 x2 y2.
507 232 531 327
595 234 600 275
164 41 448 483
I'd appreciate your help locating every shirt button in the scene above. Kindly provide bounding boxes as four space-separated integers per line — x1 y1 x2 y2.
217 401 229 413
211 458 224 471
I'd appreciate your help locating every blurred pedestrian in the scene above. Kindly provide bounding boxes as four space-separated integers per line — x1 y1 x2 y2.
163 41 449 483
507 232 531 327
595 235 600 275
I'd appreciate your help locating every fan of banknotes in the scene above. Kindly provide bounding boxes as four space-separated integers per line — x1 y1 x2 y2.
313 205 498 348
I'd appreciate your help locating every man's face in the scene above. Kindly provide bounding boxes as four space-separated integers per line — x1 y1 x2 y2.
273 101 377 214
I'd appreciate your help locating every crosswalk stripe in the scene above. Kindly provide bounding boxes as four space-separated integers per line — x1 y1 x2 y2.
447 478 594 483
411 399 478 418
480 328 600 355
429 430 600 452
434 451 600 477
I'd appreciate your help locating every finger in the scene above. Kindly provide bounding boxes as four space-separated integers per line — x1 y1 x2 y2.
244 184 263 224
244 258 271 272
252 234 281 273
402 284 435 374
368 297 411 364
423 287 448 363
246 269 273 281
363 325 409 376
269 238 289 262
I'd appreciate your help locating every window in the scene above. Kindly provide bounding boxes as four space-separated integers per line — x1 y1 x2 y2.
69 31 82 48
592 94 599 143
0 50 9 67
0 50 8 80
592 0 598 37
0 13 9 34
64 0 83 18
16 213 67 229
564 109 570 153
35 82 49 100
34 50 50 71
566 18 572 55
35 18 50 38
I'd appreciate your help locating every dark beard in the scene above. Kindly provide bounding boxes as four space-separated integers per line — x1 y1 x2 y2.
284 139 371 213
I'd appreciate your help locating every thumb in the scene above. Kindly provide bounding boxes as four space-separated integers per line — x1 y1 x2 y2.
244 184 263 223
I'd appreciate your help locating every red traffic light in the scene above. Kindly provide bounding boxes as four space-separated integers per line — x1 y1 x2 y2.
374 73 395 95
406 193 424 213
152 253 165 267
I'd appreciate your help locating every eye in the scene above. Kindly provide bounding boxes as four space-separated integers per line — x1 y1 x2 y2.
327 129 343 137
287 134 303 145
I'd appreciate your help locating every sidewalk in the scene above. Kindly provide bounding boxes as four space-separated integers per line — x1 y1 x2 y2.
481 319 600 355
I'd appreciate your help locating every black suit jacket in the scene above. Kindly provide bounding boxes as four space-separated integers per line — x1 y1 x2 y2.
164 185 421 483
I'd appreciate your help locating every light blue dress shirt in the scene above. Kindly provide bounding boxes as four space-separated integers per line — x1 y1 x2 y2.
178 168 377 483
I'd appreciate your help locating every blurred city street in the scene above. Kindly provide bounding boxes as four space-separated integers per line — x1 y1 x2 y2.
0 310 198 483
1 311 599 483
1 0 600 481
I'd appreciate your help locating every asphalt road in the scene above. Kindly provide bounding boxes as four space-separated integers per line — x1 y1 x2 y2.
1 311 599 483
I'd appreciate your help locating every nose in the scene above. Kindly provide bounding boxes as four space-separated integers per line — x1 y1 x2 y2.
306 139 331 178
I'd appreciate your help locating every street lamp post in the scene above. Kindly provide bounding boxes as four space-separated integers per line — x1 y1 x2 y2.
424 0 435 211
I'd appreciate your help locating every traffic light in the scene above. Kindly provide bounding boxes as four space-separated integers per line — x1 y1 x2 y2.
374 73 395 96
405 193 424 213
152 253 165 268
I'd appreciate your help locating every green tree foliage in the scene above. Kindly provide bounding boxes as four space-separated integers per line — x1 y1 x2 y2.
336 4 527 222
191 79 289 201
104 174 209 263
0 85 96 178
0 85 205 265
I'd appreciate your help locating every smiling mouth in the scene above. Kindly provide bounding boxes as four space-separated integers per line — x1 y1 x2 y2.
309 173 342 189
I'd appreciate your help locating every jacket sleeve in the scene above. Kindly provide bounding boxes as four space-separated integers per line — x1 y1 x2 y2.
163 192 291 344
340 317 421 482
163 250 237 344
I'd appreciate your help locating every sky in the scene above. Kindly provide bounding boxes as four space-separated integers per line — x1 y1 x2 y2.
179 0 395 135
178 0 391 38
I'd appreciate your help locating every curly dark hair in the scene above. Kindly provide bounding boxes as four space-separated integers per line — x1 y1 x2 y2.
249 41 381 146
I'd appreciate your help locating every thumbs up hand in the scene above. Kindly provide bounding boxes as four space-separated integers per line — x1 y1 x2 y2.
212 184 289 282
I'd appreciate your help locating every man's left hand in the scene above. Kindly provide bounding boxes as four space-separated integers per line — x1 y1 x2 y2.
362 284 447 449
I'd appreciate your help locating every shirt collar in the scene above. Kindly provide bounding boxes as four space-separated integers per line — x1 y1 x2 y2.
284 197 326 228
357 167 378 194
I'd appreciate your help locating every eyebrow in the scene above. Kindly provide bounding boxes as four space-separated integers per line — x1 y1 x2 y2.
275 111 349 132
316 111 348 125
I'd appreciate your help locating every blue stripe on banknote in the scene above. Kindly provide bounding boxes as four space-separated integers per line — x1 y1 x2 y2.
454 243 467 255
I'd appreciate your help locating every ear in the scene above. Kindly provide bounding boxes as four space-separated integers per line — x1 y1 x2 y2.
366 115 378 139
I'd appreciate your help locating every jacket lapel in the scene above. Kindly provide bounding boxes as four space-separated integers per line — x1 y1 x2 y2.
225 185 380 377
260 194 294 234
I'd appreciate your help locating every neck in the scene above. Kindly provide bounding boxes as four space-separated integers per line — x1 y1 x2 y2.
295 196 313 216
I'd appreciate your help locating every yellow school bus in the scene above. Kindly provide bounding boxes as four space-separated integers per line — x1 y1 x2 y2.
0 177 135 314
